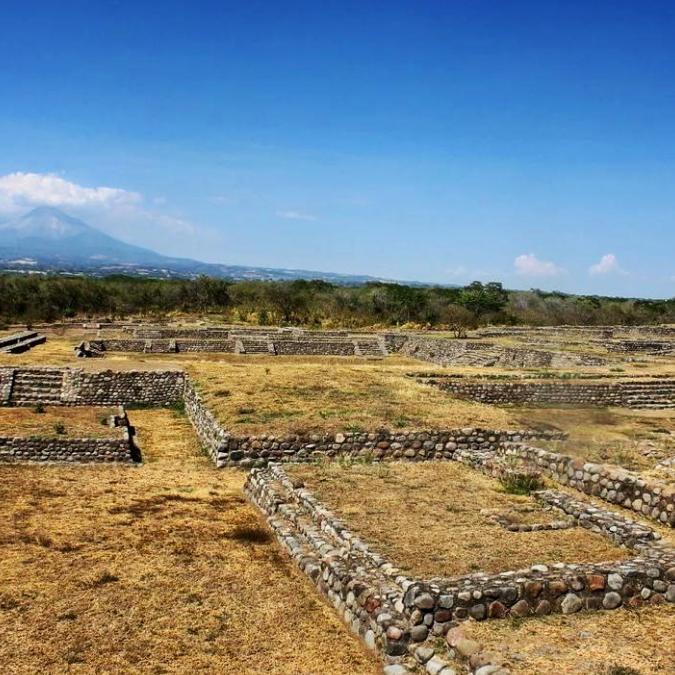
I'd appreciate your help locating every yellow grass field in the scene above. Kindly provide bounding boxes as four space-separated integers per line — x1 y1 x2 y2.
0 406 117 438
464 604 675 675
288 462 630 577
0 410 380 674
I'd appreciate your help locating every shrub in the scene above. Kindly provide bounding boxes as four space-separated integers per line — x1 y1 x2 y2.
54 422 66 435
498 469 543 495
33 402 45 414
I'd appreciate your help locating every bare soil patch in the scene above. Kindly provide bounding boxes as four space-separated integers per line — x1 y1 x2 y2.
287 461 629 578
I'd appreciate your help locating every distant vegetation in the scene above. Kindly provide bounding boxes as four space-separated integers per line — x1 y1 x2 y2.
1 274 674 328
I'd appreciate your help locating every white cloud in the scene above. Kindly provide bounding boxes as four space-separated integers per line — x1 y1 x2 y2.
276 209 318 222
0 171 198 252
589 253 623 276
514 253 564 277
0 172 140 213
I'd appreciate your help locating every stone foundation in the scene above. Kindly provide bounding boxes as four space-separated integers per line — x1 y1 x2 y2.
0 406 139 464
246 461 675 673
499 443 675 527
425 377 675 409
402 337 606 368
0 367 186 406
181 382 564 469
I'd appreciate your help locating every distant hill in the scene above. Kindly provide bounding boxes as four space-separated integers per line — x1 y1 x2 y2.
0 207 430 285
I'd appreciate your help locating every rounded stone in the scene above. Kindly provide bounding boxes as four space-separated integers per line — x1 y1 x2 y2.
455 638 481 658
469 604 486 620
410 624 429 642
602 592 622 610
414 592 435 610
510 599 530 618
561 593 583 614
607 573 623 591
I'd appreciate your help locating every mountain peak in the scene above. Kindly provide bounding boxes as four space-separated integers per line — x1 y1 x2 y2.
0 206 164 263
14 206 91 236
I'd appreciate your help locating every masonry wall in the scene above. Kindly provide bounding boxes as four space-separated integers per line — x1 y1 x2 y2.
0 369 12 404
61 369 186 405
273 340 356 356
246 462 675 670
603 340 674 354
402 337 606 368
90 337 383 356
90 339 237 353
181 382 566 468
432 379 675 408
183 377 230 464
0 436 136 463
499 443 675 527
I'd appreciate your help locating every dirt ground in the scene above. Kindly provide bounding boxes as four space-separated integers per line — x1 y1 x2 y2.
287 462 630 578
464 604 675 675
0 409 381 675
0 406 117 438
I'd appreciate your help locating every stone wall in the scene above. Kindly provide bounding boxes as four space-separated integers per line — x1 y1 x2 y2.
0 406 139 464
246 461 675 673
499 443 675 527
183 377 231 464
133 327 232 339
603 340 675 354
0 435 137 463
181 380 566 469
245 463 414 666
89 339 237 353
0 369 12 404
89 335 390 357
273 339 356 356
62 369 186 406
0 367 185 407
475 325 675 339
402 337 606 368
428 378 675 409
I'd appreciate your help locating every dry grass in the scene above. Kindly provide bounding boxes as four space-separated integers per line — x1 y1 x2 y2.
0 406 117 438
513 406 675 471
187 357 512 435
0 410 380 674
464 604 675 675
287 462 629 578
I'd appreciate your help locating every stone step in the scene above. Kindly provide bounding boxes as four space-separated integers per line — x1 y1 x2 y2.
9 369 64 404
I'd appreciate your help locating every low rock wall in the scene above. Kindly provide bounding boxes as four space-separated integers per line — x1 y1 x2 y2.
90 339 237 353
273 340 356 356
62 369 185 405
603 340 674 354
0 370 12 404
0 367 186 407
246 462 675 673
402 337 606 368
500 444 675 527
183 378 231 463
0 406 139 464
0 436 136 463
430 379 675 408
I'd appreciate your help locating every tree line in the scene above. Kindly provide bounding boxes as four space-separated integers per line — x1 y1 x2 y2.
1 274 674 329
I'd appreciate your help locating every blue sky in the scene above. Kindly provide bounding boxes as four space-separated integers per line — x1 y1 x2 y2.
1 1 675 297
